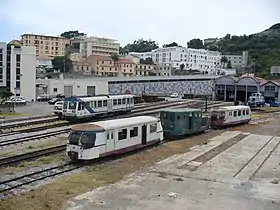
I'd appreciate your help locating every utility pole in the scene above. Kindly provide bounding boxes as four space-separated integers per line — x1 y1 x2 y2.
63 60 66 73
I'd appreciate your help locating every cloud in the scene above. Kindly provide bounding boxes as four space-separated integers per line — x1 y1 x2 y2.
0 0 279 45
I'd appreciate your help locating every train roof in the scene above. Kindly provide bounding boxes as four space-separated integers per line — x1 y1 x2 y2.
64 94 134 102
211 105 250 112
71 116 158 132
161 108 201 113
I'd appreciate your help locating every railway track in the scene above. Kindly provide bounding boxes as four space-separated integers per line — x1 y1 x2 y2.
0 163 82 196
0 102 278 197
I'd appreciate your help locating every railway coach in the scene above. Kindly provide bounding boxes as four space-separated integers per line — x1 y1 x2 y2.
67 116 163 160
62 94 134 121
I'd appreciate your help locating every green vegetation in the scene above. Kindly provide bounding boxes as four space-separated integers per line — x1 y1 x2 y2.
51 56 73 73
120 39 159 54
60 30 85 39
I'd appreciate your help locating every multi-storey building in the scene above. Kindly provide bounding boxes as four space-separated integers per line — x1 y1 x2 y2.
129 52 152 60
223 51 248 68
150 46 221 73
78 36 120 57
0 42 36 101
86 55 118 76
21 34 70 57
116 58 136 77
135 63 155 76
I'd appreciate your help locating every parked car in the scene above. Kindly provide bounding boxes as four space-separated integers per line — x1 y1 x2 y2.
6 96 27 105
54 101 64 118
56 94 65 99
37 94 51 102
170 93 179 98
270 101 280 107
48 98 63 105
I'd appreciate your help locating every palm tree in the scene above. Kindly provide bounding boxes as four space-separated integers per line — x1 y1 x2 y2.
110 54 119 62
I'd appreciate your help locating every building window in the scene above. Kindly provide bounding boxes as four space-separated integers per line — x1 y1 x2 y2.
16 81 20 88
53 88 57 92
16 68 20 74
16 54 21 62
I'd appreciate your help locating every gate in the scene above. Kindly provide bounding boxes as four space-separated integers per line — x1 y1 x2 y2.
87 86 95 96
64 86 73 97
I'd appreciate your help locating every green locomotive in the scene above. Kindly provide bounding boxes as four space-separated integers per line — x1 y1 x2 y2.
160 108 210 139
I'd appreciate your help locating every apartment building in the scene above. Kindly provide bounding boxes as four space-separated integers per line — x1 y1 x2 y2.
223 51 248 68
21 34 70 57
87 55 118 76
135 63 155 76
151 46 188 65
129 52 152 60
78 36 120 57
116 58 136 77
0 42 36 101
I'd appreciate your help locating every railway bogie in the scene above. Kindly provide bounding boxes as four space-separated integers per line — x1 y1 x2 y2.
160 108 210 139
67 116 163 161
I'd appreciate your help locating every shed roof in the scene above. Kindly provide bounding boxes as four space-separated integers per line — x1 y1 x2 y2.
71 116 158 132
211 105 250 111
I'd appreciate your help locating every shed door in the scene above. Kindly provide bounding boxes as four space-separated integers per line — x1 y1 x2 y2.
64 86 73 97
87 86 95 96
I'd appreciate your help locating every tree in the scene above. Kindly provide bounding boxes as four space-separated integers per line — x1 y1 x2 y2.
124 39 159 53
0 91 14 104
226 60 232 69
52 56 73 73
163 42 179 48
187 39 204 49
119 46 129 55
60 30 85 39
180 63 185 71
140 58 154 65
110 54 119 62
220 56 228 68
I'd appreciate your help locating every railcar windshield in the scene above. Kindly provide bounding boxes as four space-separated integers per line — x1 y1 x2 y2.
68 102 77 110
68 131 96 149
63 102 68 109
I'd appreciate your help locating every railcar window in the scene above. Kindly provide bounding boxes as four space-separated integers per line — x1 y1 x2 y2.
63 102 68 109
150 123 157 133
68 132 81 145
85 102 90 109
242 110 245 115
246 109 249 115
111 132 114 139
98 100 102 108
234 111 237 117
113 99 117 105
229 112 232 116
118 99 122 105
238 110 241 116
131 98 134 104
118 129 127 140
103 100 107 107
69 102 76 110
80 133 95 149
90 101 93 108
127 98 130 104
177 116 181 120
130 127 138 137
161 112 167 119
107 133 110 140
94 101 97 108
122 98 126 104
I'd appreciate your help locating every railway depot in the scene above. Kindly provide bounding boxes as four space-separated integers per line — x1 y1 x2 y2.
36 75 218 97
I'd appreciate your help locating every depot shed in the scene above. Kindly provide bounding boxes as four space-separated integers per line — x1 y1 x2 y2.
36 78 108 97
215 75 261 102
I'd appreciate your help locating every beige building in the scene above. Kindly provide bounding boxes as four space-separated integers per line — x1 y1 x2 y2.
87 55 118 76
116 58 136 77
72 61 93 75
135 64 155 76
79 36 120 57
21 34 70 57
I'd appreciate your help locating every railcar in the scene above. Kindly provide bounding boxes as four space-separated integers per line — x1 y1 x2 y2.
210 105 251 128
62 94 134 121
160 108 210 139
67 116 163 160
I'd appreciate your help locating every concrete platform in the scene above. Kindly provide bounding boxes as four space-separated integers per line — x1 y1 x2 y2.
65 131 280 210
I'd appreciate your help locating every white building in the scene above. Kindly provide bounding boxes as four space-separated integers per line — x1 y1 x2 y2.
149 46 222 73
129 52 152 60
36 55 52 68
223 51 248 68
77 36 120 57
0 42 36 101
36 76 108 97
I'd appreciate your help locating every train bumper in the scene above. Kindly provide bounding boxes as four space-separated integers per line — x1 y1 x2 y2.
68 151 79 160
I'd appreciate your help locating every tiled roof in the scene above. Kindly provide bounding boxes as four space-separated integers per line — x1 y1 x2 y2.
86 55 113 62
116 58 135 64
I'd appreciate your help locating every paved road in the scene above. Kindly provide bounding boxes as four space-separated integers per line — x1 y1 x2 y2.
66 130 280 210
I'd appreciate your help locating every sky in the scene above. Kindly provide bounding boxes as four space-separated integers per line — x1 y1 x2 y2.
0 0 279 46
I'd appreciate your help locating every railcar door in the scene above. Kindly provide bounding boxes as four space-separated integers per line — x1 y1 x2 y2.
141 125 147 145
106 130 115 152
107 99 113 112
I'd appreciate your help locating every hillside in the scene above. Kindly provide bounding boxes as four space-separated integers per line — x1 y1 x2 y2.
205 23 280 77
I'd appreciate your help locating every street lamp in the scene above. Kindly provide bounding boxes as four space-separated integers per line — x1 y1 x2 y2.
63 59 66 73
